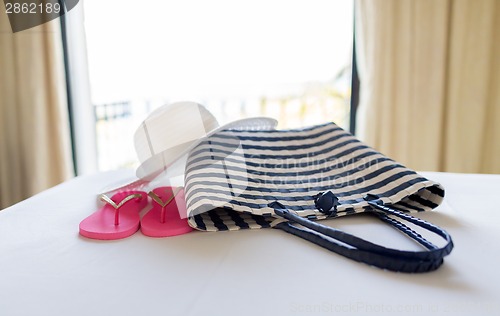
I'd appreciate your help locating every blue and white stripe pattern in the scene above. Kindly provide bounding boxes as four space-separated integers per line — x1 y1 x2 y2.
184 123 444 231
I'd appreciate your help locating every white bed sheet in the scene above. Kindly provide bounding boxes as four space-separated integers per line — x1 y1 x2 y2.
1 170 499 316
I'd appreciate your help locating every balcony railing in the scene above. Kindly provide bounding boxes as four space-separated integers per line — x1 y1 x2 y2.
94 83 350 171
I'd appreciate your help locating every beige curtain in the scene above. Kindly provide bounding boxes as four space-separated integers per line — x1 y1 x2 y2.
355 0 500 173
0 13 74 209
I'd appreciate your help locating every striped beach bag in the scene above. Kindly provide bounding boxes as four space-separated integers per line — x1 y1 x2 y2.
183 122 453 273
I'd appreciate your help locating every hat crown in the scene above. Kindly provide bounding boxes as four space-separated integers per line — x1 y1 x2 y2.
133 101 277 182
134 102 219 164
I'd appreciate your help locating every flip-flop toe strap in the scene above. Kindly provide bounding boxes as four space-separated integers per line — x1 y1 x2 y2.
148 188 182 223
100 193 143 225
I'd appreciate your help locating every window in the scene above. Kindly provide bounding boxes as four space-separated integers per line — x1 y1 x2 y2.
81 0 354 171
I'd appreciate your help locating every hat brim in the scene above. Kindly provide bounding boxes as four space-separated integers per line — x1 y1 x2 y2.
136 117 278 181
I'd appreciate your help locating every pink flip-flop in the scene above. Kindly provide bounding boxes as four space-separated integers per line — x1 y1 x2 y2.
79 191 148 240
141 187 193 237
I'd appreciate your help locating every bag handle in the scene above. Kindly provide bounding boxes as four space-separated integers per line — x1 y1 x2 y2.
269 193 453 273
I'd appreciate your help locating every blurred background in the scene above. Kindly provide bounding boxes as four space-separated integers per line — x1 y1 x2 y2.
83 0 354 171
1 0 499 209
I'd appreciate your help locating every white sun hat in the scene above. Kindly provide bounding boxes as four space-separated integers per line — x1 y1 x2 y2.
133 101 277 184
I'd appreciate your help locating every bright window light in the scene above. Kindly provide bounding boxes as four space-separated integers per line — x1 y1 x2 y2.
83 0 354 170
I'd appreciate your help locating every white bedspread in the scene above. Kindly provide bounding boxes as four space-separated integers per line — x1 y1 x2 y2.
1 170 499 316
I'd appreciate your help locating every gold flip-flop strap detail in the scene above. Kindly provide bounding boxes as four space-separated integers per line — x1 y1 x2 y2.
148 187 182 208
100 193 142 209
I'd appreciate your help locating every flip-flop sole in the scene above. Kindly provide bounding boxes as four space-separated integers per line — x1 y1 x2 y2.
141 187 193 237
79 191 148 240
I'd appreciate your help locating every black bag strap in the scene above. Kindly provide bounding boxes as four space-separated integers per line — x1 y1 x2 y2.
269 193 454 273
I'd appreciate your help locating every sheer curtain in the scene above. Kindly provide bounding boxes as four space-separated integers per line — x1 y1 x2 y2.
0 14 74 209
355 0 500 173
